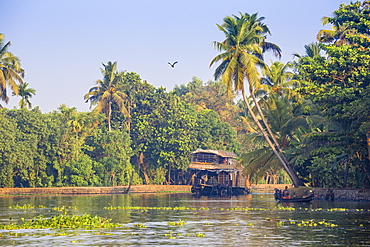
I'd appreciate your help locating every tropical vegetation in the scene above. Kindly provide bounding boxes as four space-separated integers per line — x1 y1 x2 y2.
0 1 369 189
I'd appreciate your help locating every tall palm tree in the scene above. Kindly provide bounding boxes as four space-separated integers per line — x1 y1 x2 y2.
0 34 24 104
210 12 304 187
13 82 36 109
84 61 130 132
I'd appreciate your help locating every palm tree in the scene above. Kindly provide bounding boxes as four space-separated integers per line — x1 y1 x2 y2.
317 19 355 45
292 42 322 59
258 61 301 100
0 34 24 104
13 82 36 109
84 61 130 132
68 113 84 138
210 12 304 187
241 95 327 185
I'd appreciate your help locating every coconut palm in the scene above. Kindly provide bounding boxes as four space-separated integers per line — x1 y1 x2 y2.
13 82 36 109
317 20 355 45
241 95 327 185
258 61 301 101
210 12 304 187
0 33 24 104
84 61 130 132
292 42 322 59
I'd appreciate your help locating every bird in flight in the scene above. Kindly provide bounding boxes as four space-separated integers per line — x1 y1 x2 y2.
168 61 178 68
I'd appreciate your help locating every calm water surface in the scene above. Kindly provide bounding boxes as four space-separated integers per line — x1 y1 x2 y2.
0 193 369 246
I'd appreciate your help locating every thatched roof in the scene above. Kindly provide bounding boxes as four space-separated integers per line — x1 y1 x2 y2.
190 149 237 158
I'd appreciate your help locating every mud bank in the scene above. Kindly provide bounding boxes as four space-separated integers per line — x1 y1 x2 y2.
312 188 370 201
0 185 192 195
284 187 370 202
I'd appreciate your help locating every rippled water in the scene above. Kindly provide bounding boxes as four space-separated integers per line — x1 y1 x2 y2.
0 193 369 246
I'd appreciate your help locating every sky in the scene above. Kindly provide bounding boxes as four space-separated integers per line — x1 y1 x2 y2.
2 0 353 113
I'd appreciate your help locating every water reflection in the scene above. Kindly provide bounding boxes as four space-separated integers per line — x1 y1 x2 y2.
0 193 369 246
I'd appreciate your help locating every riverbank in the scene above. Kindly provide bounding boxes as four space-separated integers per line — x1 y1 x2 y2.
0 185 369 201
0 184 283 195
0 185 192 195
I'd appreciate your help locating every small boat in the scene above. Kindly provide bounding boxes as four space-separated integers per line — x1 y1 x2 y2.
278 194 314 203
274 188 313 202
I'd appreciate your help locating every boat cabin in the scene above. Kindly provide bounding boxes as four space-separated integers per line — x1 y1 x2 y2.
189 149 249 196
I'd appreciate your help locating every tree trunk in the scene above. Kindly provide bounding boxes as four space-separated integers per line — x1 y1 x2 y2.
251 93 291 165
343 160 349 188
125 170 135 193
251 92 304 186
241 89 304 187
167 164 171 185
107 101 112 132
245 174 251 188
142 167 150 185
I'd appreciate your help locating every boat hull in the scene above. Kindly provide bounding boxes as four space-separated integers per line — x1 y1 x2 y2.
191 184 249 196
278 196 313 203
274 189 314 202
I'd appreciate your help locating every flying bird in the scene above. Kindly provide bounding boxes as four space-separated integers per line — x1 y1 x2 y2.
168 61 178 68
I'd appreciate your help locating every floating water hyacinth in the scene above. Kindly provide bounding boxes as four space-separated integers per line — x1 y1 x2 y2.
133 223 147 228
195 232 205 237
168 220 187 226
52 206 77 212
9 204 47 209
0 214 123 230
272 218 338 227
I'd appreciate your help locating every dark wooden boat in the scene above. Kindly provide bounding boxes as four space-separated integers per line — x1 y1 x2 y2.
189 149 250 196
278 194 313 202
274 188 313 202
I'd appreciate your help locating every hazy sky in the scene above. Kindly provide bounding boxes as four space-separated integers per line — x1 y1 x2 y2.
2 0 352 113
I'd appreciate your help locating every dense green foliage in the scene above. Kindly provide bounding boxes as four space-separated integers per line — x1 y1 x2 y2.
1 1 370 188
293 1 370 187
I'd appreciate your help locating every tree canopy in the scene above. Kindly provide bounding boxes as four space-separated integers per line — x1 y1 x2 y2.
0 1 369 189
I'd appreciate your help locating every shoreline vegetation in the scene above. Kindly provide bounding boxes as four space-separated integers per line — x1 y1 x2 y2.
1 2 370 193
0 184 369 201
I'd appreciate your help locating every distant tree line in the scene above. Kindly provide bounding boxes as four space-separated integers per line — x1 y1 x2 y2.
0 1 369 188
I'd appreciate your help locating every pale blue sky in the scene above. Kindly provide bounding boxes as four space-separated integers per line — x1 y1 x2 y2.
2 0 351 112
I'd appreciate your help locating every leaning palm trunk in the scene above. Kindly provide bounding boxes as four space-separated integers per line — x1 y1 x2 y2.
251 92 299 172
241 89 303 187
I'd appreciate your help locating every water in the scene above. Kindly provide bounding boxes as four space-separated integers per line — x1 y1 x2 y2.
0 193 369 246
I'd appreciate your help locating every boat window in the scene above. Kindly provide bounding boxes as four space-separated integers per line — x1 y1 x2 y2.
192 153 218 163
220 157 228 164
218 171 229 185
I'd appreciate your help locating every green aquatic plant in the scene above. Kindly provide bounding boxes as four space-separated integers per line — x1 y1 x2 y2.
168 219 187 226
133 223 146 228
0 214 123 230
104 205 368 214
272 218 338 227
275 205 296 211
52 206 77 212
9 204 35 209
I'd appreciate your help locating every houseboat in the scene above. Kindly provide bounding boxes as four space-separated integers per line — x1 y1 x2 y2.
189 149 250 196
